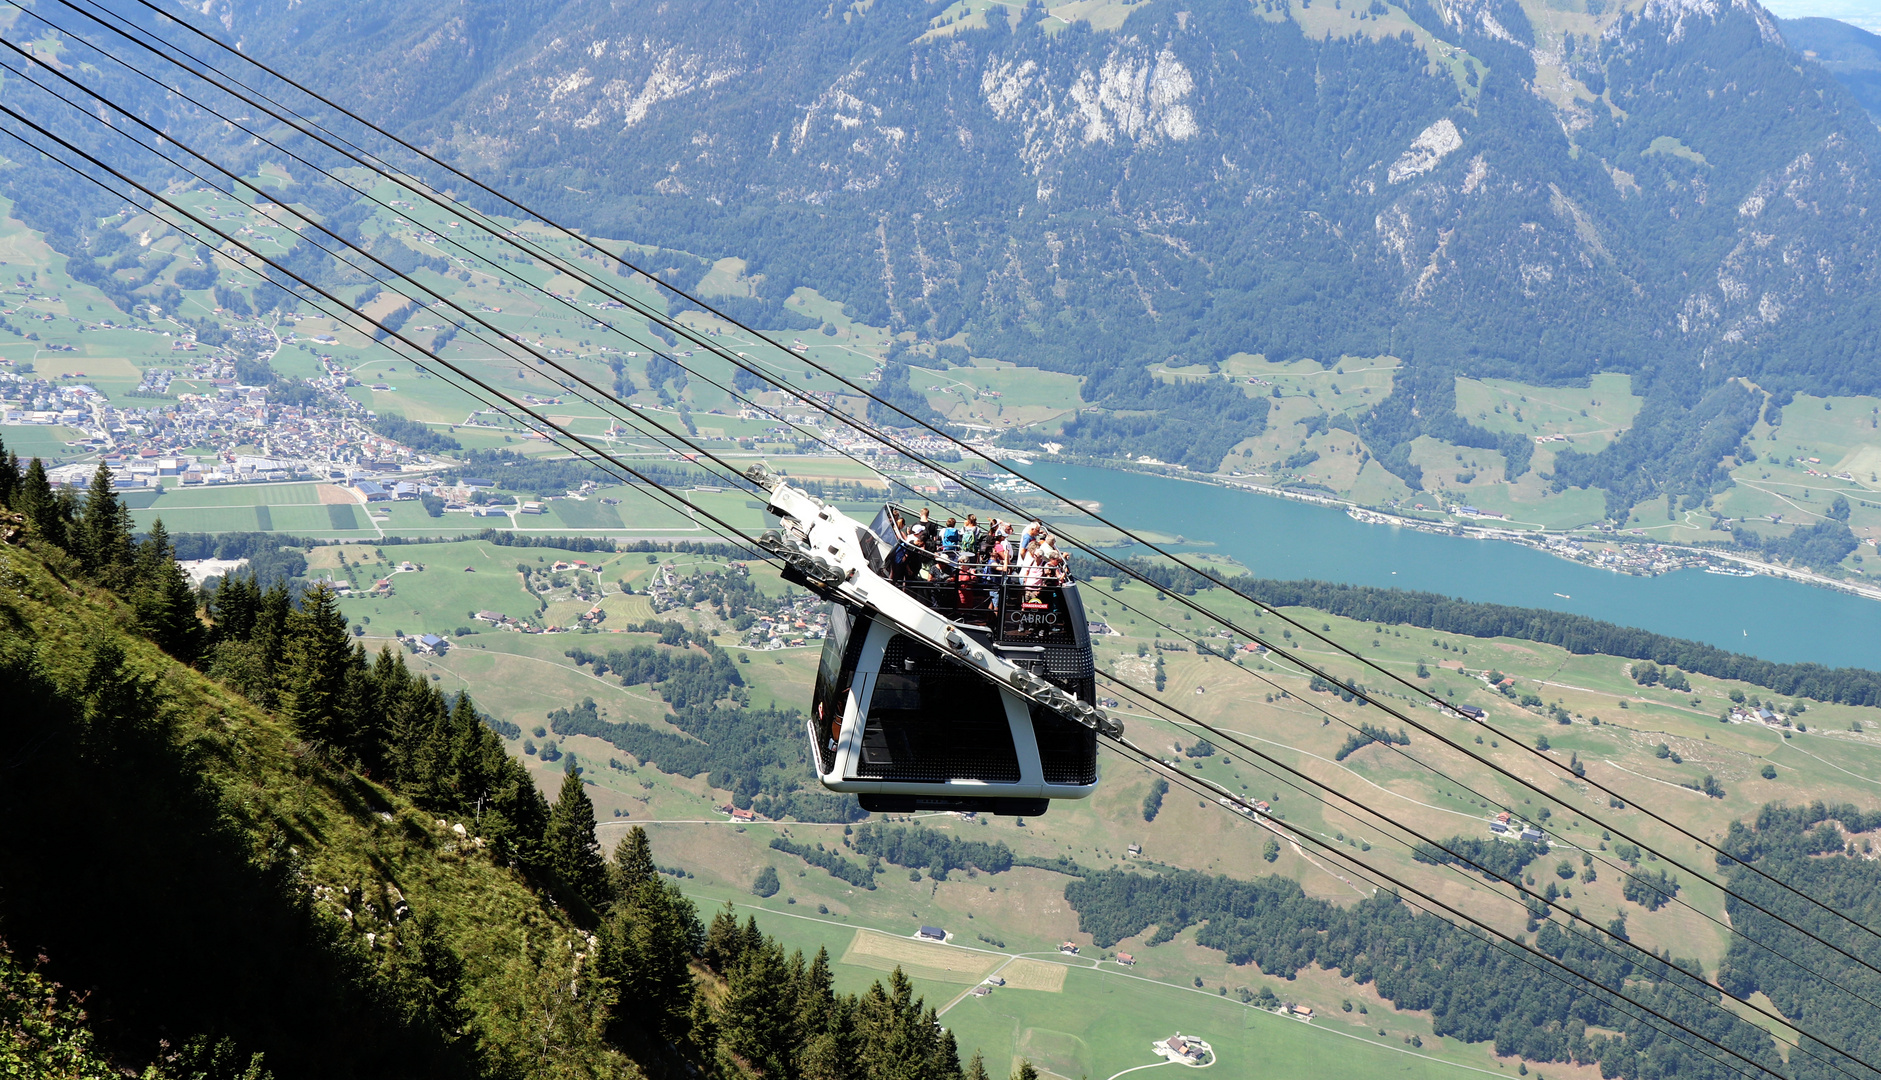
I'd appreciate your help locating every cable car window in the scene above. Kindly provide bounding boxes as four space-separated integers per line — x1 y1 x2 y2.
812 607 870 773
858 635 1020 784
1030 703 1099 786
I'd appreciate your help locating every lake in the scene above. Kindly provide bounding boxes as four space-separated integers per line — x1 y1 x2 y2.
1026 463 1881 672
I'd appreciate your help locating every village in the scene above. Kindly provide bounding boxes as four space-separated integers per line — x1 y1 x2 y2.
2 354 448 491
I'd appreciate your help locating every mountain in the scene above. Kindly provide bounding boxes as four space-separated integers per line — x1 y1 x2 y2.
14 0 1881 510
1782 16 1881 118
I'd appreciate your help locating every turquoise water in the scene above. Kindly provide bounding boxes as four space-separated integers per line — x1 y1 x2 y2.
1027 464 1881 671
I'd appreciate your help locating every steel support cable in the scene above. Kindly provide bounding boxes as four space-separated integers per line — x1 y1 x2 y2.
1101 736 1806 1080
1095 741 1788 1080
1070 575 1881 1014
1093 669 1881 1075
0 17 889 500
1074 580 1881 1027
15 0 913 468
0 45 793 513
49 0 1864 891
0 104 778 566
0 121 772 563
24 0 1881 976
15 76 1865 1071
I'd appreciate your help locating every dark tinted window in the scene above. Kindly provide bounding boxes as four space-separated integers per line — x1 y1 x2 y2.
812 607 870 772
858 635 1019 784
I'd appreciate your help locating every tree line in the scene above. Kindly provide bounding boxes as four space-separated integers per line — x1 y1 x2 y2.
1063 865 1779 1078
1068 550 1881 706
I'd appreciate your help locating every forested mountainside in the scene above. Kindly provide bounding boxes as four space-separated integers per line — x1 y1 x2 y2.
1780 17 1881 119
5 0 1877 505
166 0 1877 499
0 468 973 1078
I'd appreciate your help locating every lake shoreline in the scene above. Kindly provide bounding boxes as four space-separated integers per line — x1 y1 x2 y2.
1013 454 1881 607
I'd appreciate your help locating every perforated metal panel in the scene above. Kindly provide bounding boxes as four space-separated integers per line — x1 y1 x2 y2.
1030 704 1099 786
855 634 1021 784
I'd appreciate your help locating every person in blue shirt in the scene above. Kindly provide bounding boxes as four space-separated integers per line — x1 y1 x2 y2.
940 517 962 558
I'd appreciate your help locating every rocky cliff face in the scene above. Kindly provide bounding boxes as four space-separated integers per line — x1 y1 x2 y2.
133 0 1881 484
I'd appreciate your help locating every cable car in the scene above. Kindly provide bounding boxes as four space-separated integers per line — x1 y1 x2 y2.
752 473 1113 816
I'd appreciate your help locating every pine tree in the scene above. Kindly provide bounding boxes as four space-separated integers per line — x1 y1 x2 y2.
965 1050 991 1080
795 945 838 1050
132 519 203 664
15 456 64 548
601 870 700 1049
545 771 611 912
0 435 18 506
280 583 359 747
613 825 657 897
1011 1061 1039 1080
75 463 133 584
717 937 796 1077
854 968 956 1080
703 900 744 973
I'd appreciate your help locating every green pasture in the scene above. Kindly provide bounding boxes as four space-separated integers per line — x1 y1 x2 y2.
682 890 1506 1080
1456 373 1642 451
133 506 265 533
150 482 324 509
547 499 624 530
0 424 88 463
369 551 1881 1050
943 963 1490 1080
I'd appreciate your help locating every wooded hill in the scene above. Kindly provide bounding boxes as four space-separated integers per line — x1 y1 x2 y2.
0 463 989 1077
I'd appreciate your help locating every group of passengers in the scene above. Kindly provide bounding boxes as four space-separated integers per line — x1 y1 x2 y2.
885 507 1068 610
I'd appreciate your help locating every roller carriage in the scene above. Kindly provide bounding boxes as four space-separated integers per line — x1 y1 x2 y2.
748 466 1116 816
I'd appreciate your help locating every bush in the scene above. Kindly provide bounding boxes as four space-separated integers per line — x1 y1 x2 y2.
1142 777 1168 822
752 866 780 898
1623 867 1678 910
1760 764 1777 779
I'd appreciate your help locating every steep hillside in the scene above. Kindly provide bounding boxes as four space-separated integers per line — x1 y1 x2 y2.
0 470 985 1078
0 531 627 1076
1783 16 1881 118
144 0 1878 500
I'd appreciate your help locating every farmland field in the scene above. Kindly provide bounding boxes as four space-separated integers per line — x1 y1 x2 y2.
0 425 89 463
688 890 1504 1080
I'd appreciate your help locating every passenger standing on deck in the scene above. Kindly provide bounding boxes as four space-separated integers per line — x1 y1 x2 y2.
961 514 984 557
886 512 912 583
940 517 961 559
902 511 930 581
990 523 1013 572
1020 539 1047 606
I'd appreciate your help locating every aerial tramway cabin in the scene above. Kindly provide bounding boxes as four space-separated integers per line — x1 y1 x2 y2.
802 503 1101 816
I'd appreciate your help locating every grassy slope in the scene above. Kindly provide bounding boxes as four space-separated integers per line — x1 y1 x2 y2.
0 536 631 1078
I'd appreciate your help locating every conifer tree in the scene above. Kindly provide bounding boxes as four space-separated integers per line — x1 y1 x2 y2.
1011 1062 1038 1080
703 900 744 974
717 937 796 1077
854 969 960 1080
613 825 657 898
132 518 203 664
75 463 133 584
545 771 611 912
0 436 18 506
601 876 698 1047
280 583 360 747
15 456 65 548
965 1050 990 1080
